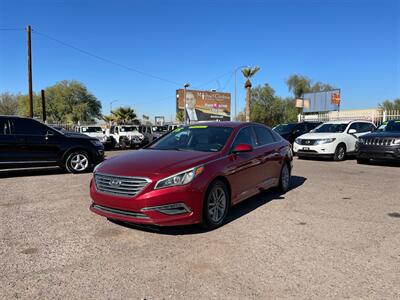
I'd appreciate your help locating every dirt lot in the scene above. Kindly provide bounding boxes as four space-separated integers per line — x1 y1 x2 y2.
1 152 399 299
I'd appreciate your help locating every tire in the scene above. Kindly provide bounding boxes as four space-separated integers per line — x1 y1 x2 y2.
201 180 230 230
119 139 127 150
278 162 291 193
65 151 91 173
357 158 369 164
333 144 346 161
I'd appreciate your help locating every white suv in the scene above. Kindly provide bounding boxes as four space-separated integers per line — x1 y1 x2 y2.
293 120 376 161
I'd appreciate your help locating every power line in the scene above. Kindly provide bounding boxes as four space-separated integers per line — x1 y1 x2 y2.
0 28 24 31
32 29 183 86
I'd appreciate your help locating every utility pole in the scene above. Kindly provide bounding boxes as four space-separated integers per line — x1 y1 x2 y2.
41 89 46 123
27 25 33 118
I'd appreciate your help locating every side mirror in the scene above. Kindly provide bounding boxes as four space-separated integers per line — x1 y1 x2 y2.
233 143 253 153
46 130 55 136
309 129 315 133
348 129 357 134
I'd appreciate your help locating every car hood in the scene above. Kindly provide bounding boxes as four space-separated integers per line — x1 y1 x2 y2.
64 132 94 140
362 131 400 138
298 132 341 139
96 149 219 178
84 132 106 138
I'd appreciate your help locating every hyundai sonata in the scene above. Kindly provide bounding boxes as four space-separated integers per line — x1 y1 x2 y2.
90 122 293 229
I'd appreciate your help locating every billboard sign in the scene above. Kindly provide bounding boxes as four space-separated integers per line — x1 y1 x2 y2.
302 89 341 113
176 89 231 122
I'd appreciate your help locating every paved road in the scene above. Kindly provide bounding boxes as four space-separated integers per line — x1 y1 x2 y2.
1 153 399 299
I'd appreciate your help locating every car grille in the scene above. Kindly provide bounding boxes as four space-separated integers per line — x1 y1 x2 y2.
94 173 151 197
299 139 317 145
362 138 396 146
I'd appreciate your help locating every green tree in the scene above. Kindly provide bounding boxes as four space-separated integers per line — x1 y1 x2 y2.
111 106 137 124
18 80 102 123
176 110 184 123
250 84 298 127
241 66 260 122
286 74 335 98
379 98 400 111
0 92 19 115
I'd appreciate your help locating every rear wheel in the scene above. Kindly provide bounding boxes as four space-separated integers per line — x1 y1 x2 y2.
201 180 229 230
333 144 346 161
357 157 369 164
65 151 91 173
278 162 291 193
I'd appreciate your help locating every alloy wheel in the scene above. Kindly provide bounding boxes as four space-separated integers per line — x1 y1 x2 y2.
70 154 89 171
208 186 227 223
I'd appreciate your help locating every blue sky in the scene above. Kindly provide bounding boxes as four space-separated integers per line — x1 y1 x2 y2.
0 0 399 121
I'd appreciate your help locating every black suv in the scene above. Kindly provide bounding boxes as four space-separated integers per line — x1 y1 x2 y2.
272 122 322 144
357 119 400 163
0 116 104 173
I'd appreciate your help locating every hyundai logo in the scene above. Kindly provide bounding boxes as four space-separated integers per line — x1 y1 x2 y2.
110 179 122 187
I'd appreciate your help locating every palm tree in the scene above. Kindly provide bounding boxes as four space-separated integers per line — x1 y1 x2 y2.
241 66 260 122
111 106 137 124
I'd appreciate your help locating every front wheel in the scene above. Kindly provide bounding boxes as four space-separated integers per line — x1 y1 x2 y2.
65 151 91 173
201 180 229 230
333 144 346 161
278 162 291 193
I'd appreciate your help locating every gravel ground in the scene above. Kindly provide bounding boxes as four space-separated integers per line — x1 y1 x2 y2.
0 152 399 299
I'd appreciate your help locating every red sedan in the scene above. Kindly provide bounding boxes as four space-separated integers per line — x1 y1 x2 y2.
90 122 293 229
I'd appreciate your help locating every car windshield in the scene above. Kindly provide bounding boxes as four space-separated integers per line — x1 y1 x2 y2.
83 127 102 133
313 123 348 133
148 126 233 152
384 120 400 132
120 126 138 132
273 123 297 134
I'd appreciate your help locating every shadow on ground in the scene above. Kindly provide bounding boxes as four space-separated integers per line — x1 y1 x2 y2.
0 167 67 179
109 175 307 235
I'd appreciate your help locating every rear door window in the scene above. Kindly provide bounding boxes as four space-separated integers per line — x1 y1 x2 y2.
253 126 275 146
358 123 375 133
13 118 48 135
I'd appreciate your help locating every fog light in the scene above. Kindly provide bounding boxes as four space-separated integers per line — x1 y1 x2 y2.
141 203 191 215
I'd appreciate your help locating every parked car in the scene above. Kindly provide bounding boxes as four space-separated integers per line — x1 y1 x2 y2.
89 122 293 229
293 120 376 161
273 122 321 144
108 125 146 149
76 125 115 150
0 116 104 173
152 125 169 139
356 119 400 163
138 125 154 145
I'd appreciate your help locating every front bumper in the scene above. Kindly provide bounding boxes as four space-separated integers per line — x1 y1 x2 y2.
357 144 400 161
89 179 204 226
293 142 336 157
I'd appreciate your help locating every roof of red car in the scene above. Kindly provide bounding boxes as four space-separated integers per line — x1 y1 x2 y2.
187 121 258 128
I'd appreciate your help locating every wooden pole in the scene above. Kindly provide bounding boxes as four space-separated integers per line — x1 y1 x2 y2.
41 89 46 122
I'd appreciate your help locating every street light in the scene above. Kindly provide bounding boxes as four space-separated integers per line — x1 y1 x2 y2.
183 83 190 125
234 65 250 121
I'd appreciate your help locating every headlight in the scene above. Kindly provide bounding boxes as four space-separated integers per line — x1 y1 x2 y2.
294 138 301 144
155 166 204 189
315 138 336 145
394 138 400 145
358 138 365 144
90 140 103 147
